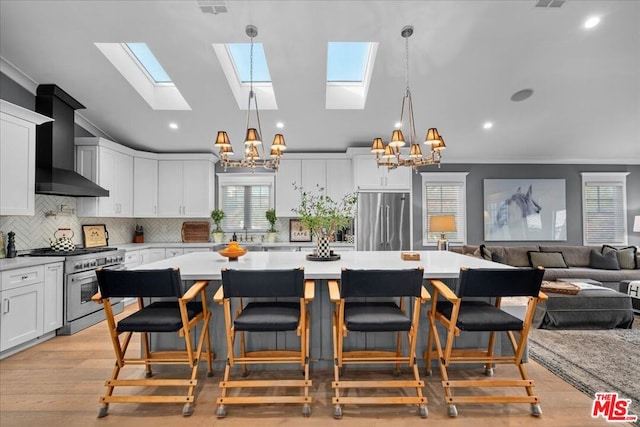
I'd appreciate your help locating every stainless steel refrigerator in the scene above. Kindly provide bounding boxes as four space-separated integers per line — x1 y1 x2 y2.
356 192 410 251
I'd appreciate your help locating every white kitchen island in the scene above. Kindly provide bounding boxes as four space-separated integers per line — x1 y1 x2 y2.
135 250 516 368
135 249 507 280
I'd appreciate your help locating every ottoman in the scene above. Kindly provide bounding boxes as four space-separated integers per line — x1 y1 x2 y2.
533 278 634 329
621 280 640 314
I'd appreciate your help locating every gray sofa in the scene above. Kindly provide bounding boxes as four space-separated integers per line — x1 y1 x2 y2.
455 244 640 292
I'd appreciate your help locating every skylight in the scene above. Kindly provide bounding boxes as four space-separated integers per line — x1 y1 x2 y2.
227 43 271 83
125 43 172 83
96 43 190 110
327 42 371 82
212 42 277 110
325 42 378 109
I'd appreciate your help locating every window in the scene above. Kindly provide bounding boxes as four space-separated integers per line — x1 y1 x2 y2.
226 43 271 83
125 43 173 83
218 174 274 232
581 172 629 246
421 172 468 247
327 42 371 82
325 42 378 109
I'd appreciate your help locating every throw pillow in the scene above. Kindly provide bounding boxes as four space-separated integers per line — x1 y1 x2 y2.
491 252 506 264
527 251 568 268
589 249 620 270
479 244 492 260
601 245 638 269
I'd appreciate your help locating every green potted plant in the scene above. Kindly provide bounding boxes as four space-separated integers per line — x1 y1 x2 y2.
211 209 225 243
292 185 357 258
265 208 278 243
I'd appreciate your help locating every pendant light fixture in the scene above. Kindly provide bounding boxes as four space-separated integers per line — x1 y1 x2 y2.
215 25 286 171
372 25 445 171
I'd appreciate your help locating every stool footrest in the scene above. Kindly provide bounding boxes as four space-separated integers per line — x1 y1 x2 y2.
101 395 193 403
217 396 312 404
220 379 311 388
333 396 427 405
105 379 196 387
333 380 424 388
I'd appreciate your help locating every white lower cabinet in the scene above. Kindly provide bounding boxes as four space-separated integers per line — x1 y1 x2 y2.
0 264 59 355
43 262 63 333
124 250 141 269
165 248 184 259
140 248 165 265
0 283 43 352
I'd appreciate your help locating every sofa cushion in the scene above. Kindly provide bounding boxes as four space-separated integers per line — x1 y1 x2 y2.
589 249 620 270
539 245 592 267
462 245 479 256
476 244 507 264
503 246 540 267
602 245 638 270
528 251 568 268
542 267 640 284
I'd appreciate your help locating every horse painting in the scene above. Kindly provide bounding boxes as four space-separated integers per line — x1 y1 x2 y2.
493 185 542 232
484 179 566 241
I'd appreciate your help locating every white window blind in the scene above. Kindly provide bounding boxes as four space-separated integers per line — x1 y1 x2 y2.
217 174 274 232
421 173 468 246
581 172 628 246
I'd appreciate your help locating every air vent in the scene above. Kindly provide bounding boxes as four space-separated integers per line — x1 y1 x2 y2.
535 0 565 8
198 1 228 14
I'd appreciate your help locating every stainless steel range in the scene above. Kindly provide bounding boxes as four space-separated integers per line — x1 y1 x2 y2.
21 247 126 335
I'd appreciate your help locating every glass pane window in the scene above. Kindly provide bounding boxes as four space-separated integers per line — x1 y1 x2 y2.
421 173 468 247
582 172 628 245
221 184 270 232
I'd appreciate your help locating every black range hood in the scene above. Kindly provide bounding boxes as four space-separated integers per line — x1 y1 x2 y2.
35 84 109 197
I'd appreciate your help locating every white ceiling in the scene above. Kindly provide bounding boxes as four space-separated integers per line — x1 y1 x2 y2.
1 0 639 164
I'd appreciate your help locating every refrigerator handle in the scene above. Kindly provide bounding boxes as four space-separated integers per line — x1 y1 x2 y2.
386 205 390 246
380 205 384 245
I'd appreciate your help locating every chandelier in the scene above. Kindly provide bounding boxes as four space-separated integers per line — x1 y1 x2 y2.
215 25 286 172
372 25 445 171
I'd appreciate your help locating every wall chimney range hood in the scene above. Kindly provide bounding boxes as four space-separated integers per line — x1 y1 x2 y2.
35 84 109 197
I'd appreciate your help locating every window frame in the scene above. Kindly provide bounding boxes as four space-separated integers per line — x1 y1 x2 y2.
421 172 468 247
217 173 275 233
581 172 629 246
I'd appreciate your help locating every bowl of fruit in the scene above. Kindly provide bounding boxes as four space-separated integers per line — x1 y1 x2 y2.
218 241 247 261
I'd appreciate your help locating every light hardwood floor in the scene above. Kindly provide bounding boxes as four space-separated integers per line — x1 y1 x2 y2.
0 305 633 427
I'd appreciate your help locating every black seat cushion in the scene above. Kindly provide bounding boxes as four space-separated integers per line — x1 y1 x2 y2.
436 300 524 331
234 302 300 332
344 301 411 332
117 301 202 333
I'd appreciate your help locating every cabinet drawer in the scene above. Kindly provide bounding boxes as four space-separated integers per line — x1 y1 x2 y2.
1 265 44 291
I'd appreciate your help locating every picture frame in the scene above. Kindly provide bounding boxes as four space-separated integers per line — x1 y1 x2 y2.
289 219 312 242
82 224 109 248
483 179 567 241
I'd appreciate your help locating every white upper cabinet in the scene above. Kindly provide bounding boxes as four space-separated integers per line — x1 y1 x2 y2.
133 154 158 217
275 156 354 217
301 159 326 194
0 101 53 216
75 137 134 217
353 155 412 191
325 159 354 202
275 159 302 217
157 154 216 218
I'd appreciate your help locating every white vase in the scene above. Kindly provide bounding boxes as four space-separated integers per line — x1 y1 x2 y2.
212 232 224 243
266 232 277 243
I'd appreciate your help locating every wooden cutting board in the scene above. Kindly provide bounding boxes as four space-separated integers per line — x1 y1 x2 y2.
181 221 210 243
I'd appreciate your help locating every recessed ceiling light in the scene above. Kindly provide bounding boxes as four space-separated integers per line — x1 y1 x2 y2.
584 16 600 29
483 122 493 130
169 122 178 130
276 122 284 129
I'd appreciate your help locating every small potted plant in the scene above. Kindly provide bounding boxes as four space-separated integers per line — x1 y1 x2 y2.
292 185 357 258
211 209 225 243
265 208 278 243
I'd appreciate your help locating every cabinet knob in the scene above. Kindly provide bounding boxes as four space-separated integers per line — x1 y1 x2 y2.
21 275 28 280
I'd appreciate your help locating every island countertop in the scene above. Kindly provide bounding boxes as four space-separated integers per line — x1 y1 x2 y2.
135 250 510 280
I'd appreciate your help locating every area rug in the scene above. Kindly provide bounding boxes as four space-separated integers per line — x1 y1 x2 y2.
528 327 640 425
